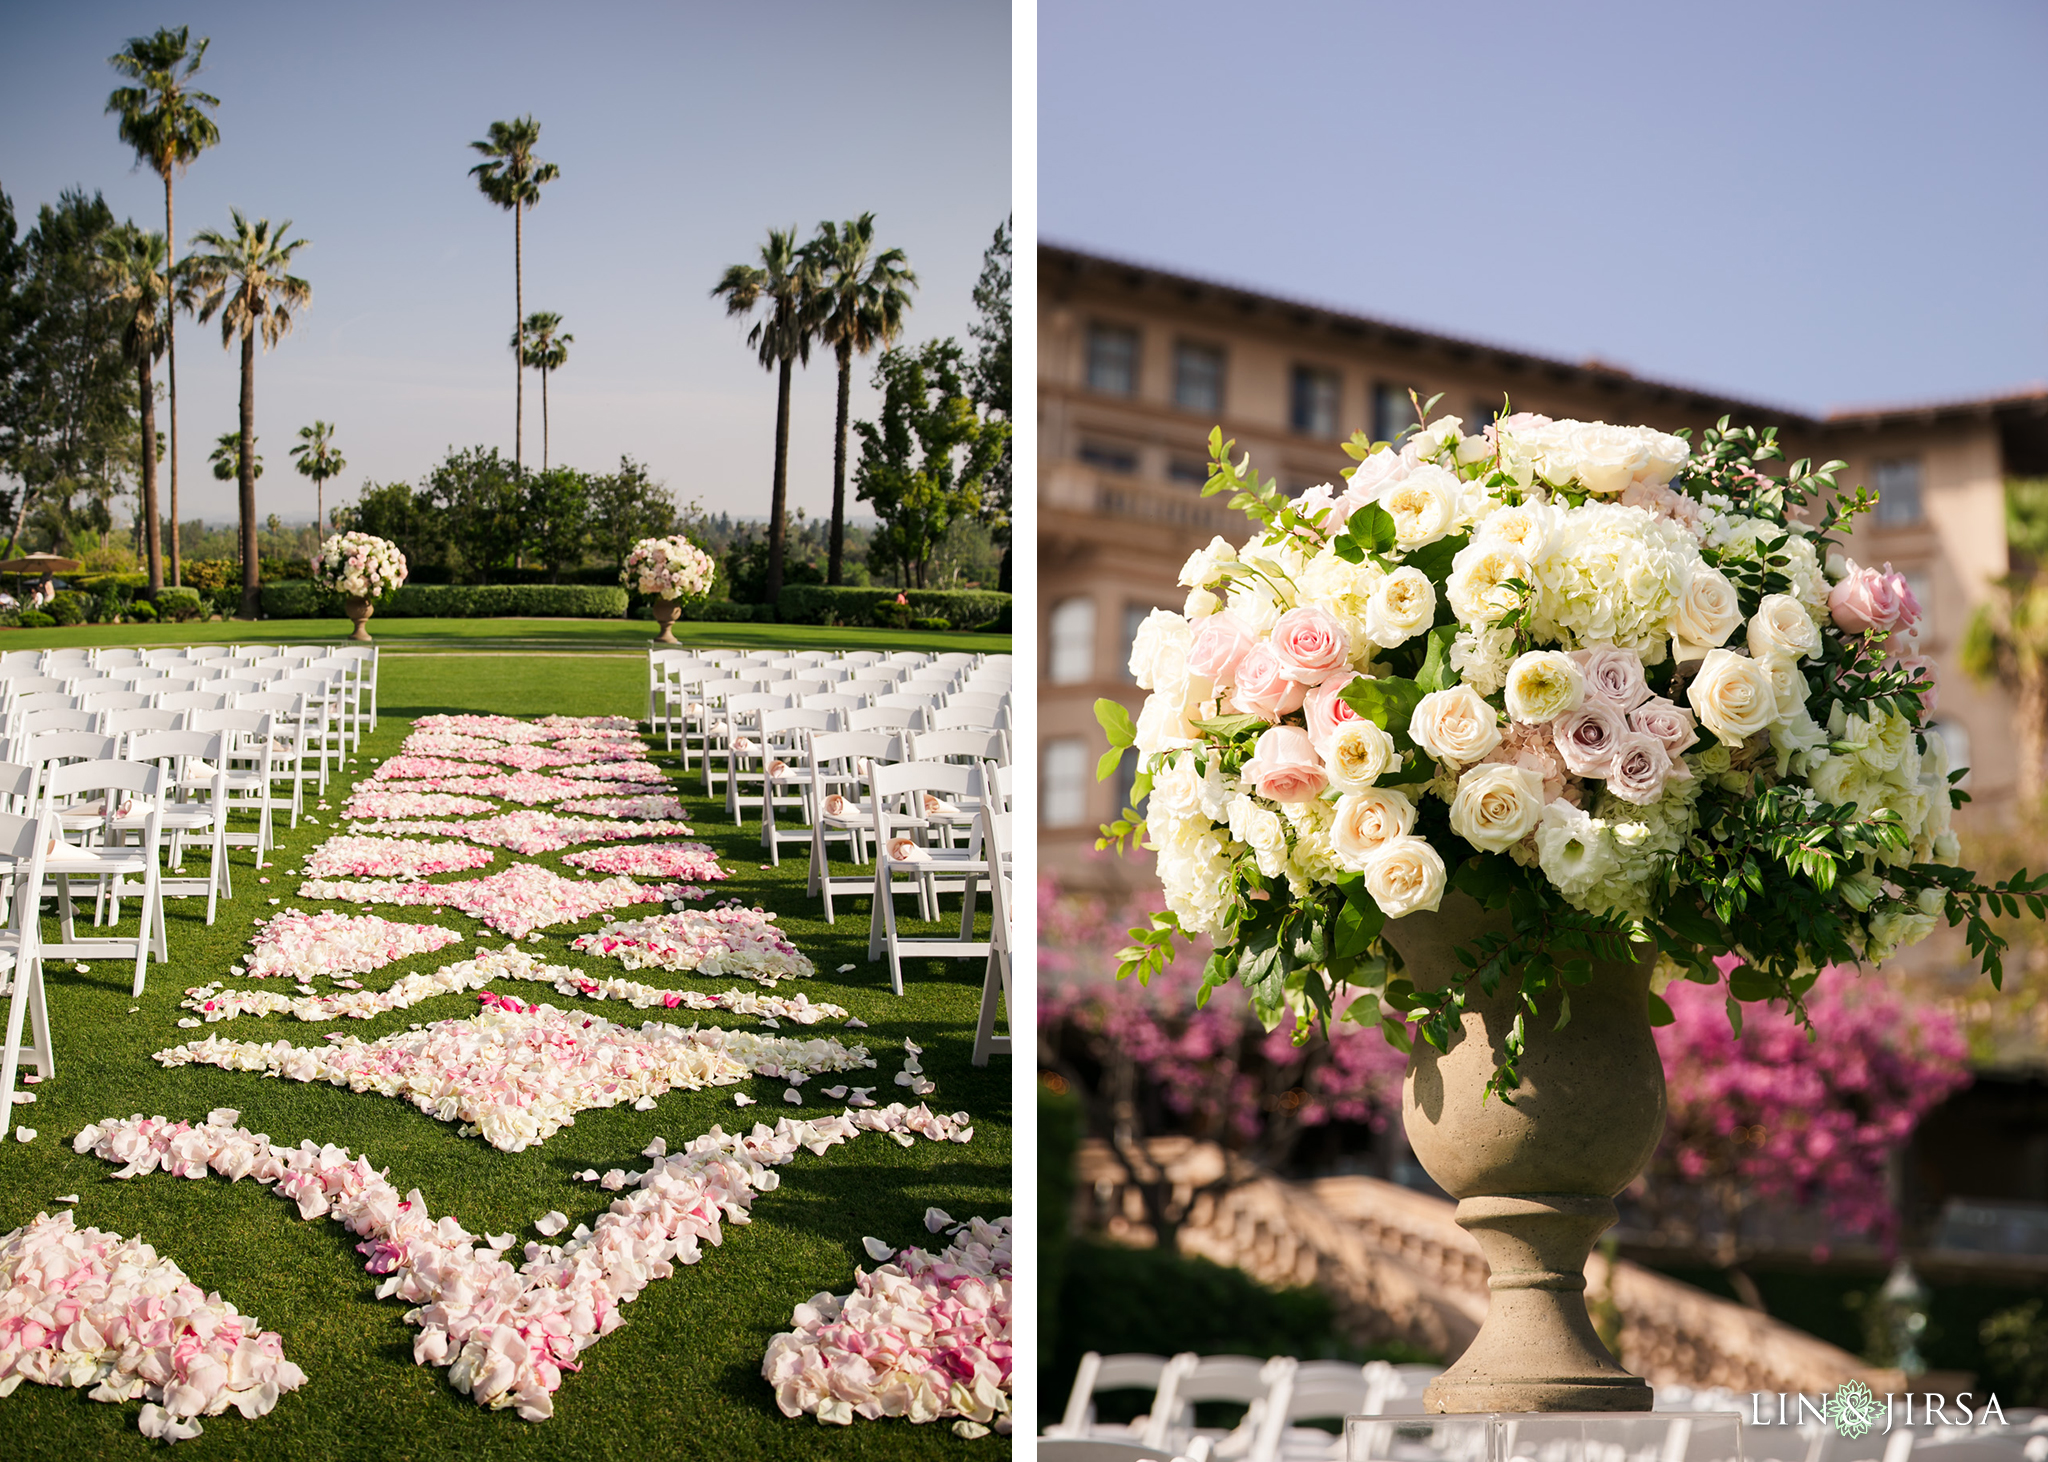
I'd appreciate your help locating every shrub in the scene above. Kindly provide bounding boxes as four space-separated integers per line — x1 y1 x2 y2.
911 615 950 632
45 591 86 626
125 599 157 623
153 587 205 623
178 560 237 592
679 599 756 623
17 611 53 628
380 584 628 619
776 584 1010 629
259 581 340 619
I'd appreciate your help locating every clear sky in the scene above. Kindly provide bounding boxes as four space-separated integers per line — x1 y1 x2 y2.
1039 0 2048 417
1 0 1011 525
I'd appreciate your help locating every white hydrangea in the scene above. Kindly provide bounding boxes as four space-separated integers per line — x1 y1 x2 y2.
1523 503 1699 659
1449 626 1519 697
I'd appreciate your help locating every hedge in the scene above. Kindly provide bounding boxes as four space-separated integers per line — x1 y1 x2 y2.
153 587 207 623
381 584 628 619
678 600 768 623
775 585 1009 630
259 581 343 619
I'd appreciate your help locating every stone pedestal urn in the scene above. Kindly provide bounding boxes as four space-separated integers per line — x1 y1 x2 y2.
651 597 681 645
1389 894 1665 1413
345 595 374 643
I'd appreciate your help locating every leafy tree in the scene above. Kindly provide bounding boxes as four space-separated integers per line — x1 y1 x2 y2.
522 465 588 582
469 117 558 479
424 445 520 582
2 191 136 560
586 454 674 569
98 222 170 589
290 419 343 536
337 478 445 575
515 311 570 471
808 214 915 586
968 217 1011 572
183 210 311 615
0 188 26 536
853 338 1007 588
712 228 818 602
1966 478 2048 804
107 25 220 588
208 428 260 483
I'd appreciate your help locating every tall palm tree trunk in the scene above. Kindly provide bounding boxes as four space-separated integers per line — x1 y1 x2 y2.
165 174 181 587
139 358 162 591
237 331 259 618
2020 666 2048 807
541 364 549 471
768 355 792 603
829 341 851 586
513 207 524 479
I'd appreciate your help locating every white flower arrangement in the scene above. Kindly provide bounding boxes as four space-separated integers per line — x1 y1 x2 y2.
621 536 716 602
315 531 408 600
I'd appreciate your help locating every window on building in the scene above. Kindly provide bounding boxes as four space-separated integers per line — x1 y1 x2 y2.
1174 342 1225 415
1373 383 1416 444
1048 596 1096 684
1928 720 1971 788
1875 459 1925 526
1291 366 1340 437
1042 738 1089 827
1167 458 1209 485
1900 568 1934 639
1086 324 1139 395
1078 441 1138 474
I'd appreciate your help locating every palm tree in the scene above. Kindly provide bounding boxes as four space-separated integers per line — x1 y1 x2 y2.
99 224 172 591
209 429 262 482
291 420 344 535
514 312 571 470
809 215 916 585
469 117 558 479
107 25 220 589
712 229 820 602
183 211 311 618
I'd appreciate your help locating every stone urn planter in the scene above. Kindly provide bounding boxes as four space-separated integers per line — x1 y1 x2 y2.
345 595 374 643
651 597 681 645
1387 894 1665 1413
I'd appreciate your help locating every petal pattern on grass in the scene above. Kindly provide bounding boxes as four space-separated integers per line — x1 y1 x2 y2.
557 761 669 784
345 790 498 820
558 794 691 820
75 1104 972 1423
151 1001 875 1151
299 863 683 939
304 837 495 880
560 843 728 881
764 1214 1012 1429
570 906 815 986
357 812 697 856
0 1208 307 1441
372 773 654 805
241 910 466 980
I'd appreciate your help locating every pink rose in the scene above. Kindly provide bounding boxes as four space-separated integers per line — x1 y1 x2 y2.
1605 732 1676 806
1628 696 1699 758
1231 643 1308 722
1188 612 1259 688
1829 561 1904 636
1570 646 1651 712
1304 671 1365 750
1887 569 1922 634
1552 703 1627 779
1270 606 1351 684
1896 654 1938 712
1242 725 1329 803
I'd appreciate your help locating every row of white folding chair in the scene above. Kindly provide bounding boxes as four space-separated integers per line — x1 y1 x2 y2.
865 757 1005 994
722 696 1010 829
800 734 1003 920
0 806 53 1141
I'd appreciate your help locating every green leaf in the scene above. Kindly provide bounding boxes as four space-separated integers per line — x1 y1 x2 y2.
1334 886 1387 958
1096 746 1125 783
1415 624 1459 694
1192 712 1267 739
1402 531 1469 583
1727 963 1776 1003
1095 698 1136 749
1339 676 1425 746
1647 991 1675 1026
1336 503 1399 559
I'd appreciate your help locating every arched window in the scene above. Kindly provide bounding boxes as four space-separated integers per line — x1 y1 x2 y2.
1048 597 1095 684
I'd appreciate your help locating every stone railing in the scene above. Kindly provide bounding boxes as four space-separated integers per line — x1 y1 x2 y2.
1075 1137 1902 1396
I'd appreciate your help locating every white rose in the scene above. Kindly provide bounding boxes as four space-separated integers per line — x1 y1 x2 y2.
1746 593 1821 662
1473 501 1553 562
1684 648 1778 742
1325 719 1398 792
1184 586 1221 619
1330 788 1418 870
1410 416 1464 459
1134 689 1200 756
1179 535 1239 589
1503 650 1585 725
1759 655 1808 724
1673 566 1742 648
1363 835 1447 918
1238 805 1289 880
1409 685 1503 766
1448 763 1546 852
1227 576 1283 638
1380 465 1462 549
1128 608 1192 690
1363 567 1437 648
1565 422 1656 495
1447 542 1528 626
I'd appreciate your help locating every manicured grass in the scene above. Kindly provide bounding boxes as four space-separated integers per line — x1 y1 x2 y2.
0 617 1009 656
1 656 1011 1458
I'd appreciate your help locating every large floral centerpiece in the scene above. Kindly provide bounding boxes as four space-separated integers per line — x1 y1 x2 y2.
1102 412 2041 1070
316 530 407 641
623 535 716 644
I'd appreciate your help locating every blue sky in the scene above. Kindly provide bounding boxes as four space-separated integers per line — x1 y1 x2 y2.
1039 0 2048 417
1 0 1011 524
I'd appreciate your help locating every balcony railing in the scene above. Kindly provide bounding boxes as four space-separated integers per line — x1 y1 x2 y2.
1042 464 1241 535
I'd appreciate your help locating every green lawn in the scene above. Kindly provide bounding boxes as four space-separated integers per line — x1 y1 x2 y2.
1 649 1012 1459
0 616 1008 657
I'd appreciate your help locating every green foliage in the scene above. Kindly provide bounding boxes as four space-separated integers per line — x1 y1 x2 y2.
726 525 822 605
678 599 760 623
124 596 155 622
521 466 589 582
968 218 1011 525
854 338 1008 588
151 585 204 622
774 584 1009 630
44 590 85 626
585 456 676 569
257 580 339 619
380 583 627 619
425 445 520 583
16 611 52 628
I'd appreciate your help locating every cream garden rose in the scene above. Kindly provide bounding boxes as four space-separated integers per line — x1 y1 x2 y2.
1685 648 1778 741
1363 567 1436 648
1448 764 1545 851
1361 836 1446 916
1324 719 1398 792
1747 593 1822 662
1410 685 1504 766
1503 650 1584 725
1673 565 1743 648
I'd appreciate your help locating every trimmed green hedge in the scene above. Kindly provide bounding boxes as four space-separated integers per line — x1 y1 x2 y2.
680 600 769 623
152 587 208 623
259 581 342 619
382 584 629 619
775 585 1009 630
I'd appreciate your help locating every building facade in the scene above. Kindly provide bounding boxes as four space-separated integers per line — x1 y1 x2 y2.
1039 242 2048 901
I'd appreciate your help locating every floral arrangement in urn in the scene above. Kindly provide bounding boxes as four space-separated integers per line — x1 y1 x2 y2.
316 531 408 600
1099 409 2047 1089
623 535 717 643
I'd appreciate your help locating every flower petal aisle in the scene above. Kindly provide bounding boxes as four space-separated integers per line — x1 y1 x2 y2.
304 837 495 880
763 1213 1012 1432
75 1106 974 1423
560 843 727 881
0 1207 308 1441
570 905 814 985
238 910 466 981
358 812 698 856
297 862 691 939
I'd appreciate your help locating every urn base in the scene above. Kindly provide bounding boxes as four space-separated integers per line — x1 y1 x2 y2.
652 597 681 645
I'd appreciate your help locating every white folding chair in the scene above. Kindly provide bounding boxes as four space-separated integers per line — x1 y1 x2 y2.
189 708 278 861
0 762 33 817
334 645 379 733
1051 1352 1176 1443
0 808 51 1141
156 689 227 715
756 707 838 863
39 759 167 994
21 730 119 808
99 707 185 760
1143 1355 1295 1458
80 689 153 715
972 786 1011 1068
233 691 310 826
130 729 232 924
718 690 793 823
848 704 926 735
866 759 992 995
805 729 901 924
